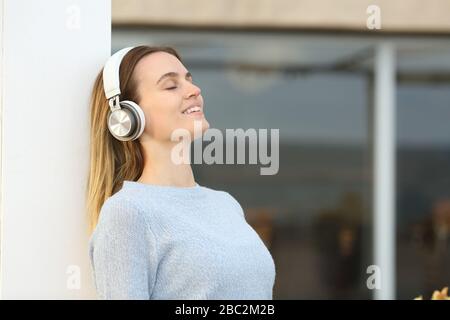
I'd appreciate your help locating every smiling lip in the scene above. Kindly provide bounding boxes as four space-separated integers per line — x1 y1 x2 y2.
181 105 203 115
182 110 204 117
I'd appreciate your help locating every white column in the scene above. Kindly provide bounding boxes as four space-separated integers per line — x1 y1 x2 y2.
373 42 396 300
0 0 110 298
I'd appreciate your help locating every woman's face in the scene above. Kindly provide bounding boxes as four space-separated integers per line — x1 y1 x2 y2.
133 51 209 142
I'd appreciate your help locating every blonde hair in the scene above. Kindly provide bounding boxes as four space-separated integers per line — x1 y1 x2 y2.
85 46 182 235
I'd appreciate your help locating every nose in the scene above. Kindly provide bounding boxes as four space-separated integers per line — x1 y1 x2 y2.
185 82 201 99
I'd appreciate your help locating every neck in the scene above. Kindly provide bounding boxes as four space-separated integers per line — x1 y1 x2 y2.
137 137 196 188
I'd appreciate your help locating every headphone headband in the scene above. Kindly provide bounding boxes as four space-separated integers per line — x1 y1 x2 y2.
102 47 135 100
101 46 146 142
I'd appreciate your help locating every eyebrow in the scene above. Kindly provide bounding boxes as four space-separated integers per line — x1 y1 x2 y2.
156 71 192 85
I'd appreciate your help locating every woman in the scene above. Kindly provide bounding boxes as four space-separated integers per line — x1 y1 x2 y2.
86 45 276 299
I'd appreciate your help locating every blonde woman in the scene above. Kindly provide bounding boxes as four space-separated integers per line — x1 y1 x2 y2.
86 45 276 299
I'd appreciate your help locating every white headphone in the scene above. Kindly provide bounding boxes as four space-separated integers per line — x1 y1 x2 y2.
102 47 146 142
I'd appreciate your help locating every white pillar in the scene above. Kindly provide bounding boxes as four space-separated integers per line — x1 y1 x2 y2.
373 42 396 300
0 0 110 298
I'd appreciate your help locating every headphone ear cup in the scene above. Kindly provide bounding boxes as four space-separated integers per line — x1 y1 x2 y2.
120 100 146 140
107 100 146 141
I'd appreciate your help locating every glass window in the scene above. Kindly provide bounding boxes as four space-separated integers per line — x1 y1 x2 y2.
112 28 450 299
114 30 375 299
396 40 450 299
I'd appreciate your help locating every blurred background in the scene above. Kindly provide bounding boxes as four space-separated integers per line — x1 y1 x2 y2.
111 0 450 299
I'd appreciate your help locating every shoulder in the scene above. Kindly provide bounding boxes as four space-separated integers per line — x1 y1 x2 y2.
205 187 245 218
224 192 245 217
94 194 150 239
100 182 161 222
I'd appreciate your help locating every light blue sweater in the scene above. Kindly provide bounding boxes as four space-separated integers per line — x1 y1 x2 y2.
88 180 276 299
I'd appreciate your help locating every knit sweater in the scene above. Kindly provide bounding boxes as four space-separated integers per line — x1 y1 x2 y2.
88 180 276 299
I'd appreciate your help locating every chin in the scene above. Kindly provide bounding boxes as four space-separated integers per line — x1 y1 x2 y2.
188 118 209 140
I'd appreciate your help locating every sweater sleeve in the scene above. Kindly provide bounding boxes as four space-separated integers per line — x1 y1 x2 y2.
89 198 157 300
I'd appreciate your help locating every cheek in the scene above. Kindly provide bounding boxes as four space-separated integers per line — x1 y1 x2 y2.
142 97 183 137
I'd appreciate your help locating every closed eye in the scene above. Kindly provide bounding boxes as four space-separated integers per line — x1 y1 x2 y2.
166 86 177 90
